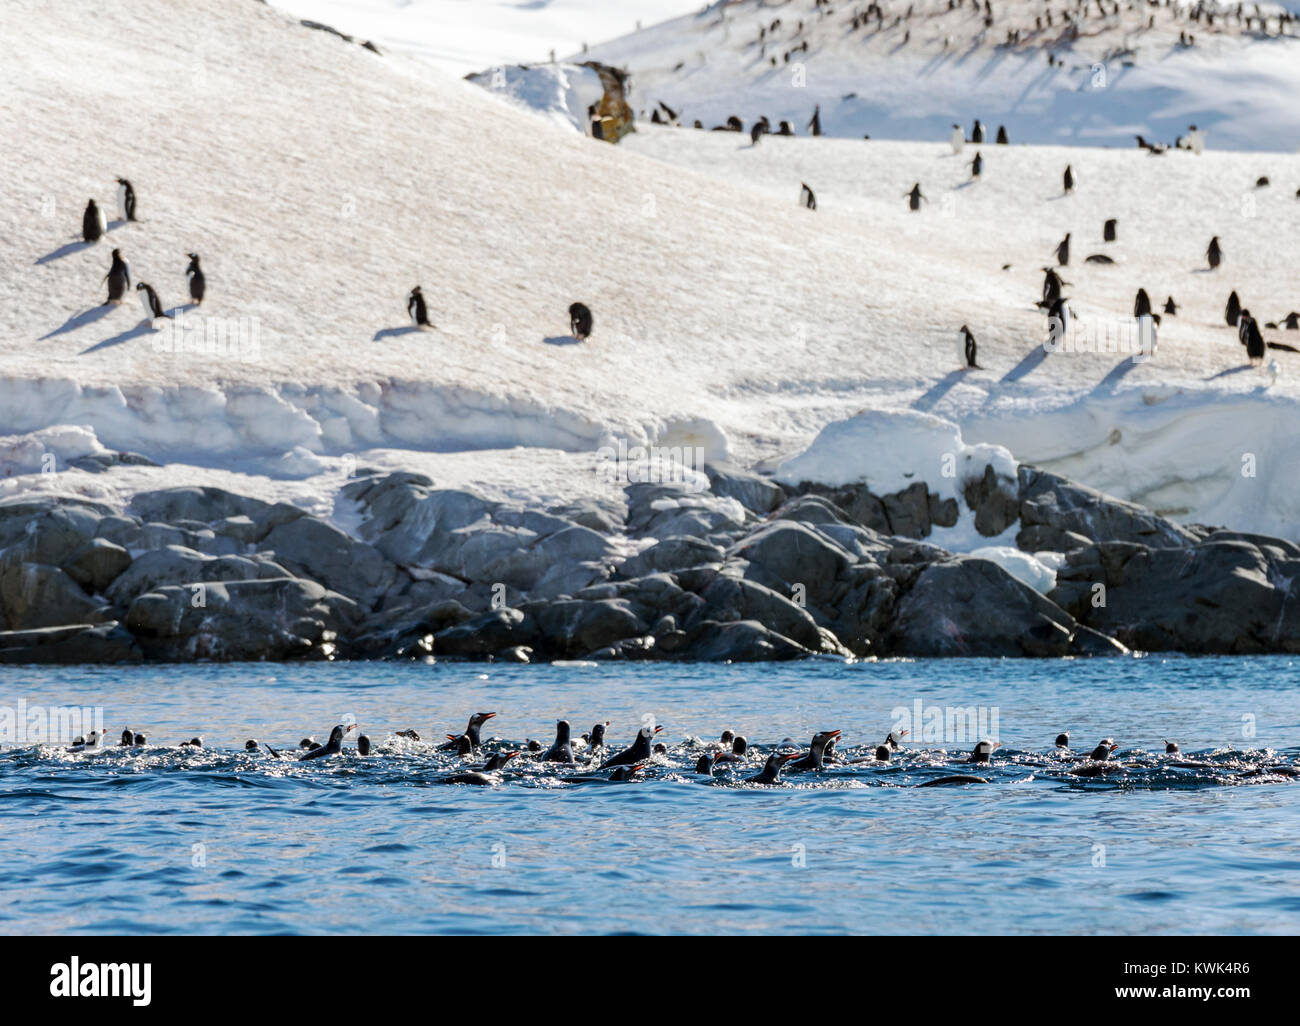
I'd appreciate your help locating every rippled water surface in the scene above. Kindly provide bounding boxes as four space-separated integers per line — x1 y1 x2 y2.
2 658 1299 935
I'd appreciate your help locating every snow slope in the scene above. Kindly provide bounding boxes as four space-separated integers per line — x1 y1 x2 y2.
585 0 1300 151
3 0 1300 540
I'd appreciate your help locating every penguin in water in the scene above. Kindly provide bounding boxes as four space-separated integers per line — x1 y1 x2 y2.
299 723 355 760
1055 732 1070 749
1226 290 1241 326
968 739 999 763
970 151 983 179
1134 288 1152 319
600 724 663 769
746 751 800 785
185 253 205 305
407 285 431 328
136 282 171 323
787 730 841 772
120 728 135 746
1087 738 1118 761
116 177 137 222
1054 232 1071 267
543 720 576 763
69 730 108 753
799 182 817 210
1062 164 1075 194
440 751 520 785
82 199 107 243
103 249 130 304
1163 296 1178 316
950 123 964 154
905 183 926 211
1163 740 1179 754
569 301 593 341
959 324 980 369
1103 218 1117 242
357 735 371 756
437 711 496 752
1206 236 1222 270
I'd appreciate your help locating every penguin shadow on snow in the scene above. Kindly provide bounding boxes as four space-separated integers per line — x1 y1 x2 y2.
913 369 969 412
543 334 583 346
34 223 126 265
373 325 424 341
81 314 176 355
1205 364 1254 381
38 304 115 340
1000 343 1050 383
1091 356 1143 397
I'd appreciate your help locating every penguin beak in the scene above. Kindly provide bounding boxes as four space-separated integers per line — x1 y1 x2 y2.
502 751 519 762
482 712 497 720
1109 743 1119 752
653 725 664 735
447 735 459 742
780 752 801 763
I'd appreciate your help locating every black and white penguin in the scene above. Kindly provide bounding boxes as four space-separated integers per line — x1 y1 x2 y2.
968 739 999 763
120 728 135 746
299 723 354 761
357 734 372 756
808 104 822 136
995 124 1008 144
543 720 576 763
1047 296 1071 339
245 739 259 751
970 151 983 179
133 733 146 746
103 249 130 304
407 285 431 328
777 120 793 136
1163 296 1178 316
799 182 817 210
116 177 137 222
731 735 748 757
437 711 497 752
1055 732 1070 749
1041 267 1067 306
787 730 841 772
1134 288 1152 319
1163 739 1179 754
82 199 107 243
959 324 980 368
1063 164 1075 193
749 121 766 146
1087 738 1118 761
136 282 170 323
1226 290 1241 327
1103 218 1117 242
569 301 593 340
1244 314 1266 364
1285 313 1300 331
600 724 663 769
1206 236 1222 269
746 751 799 785
905 182 925 211
185 253 205 305
1055 232 1071 267
971 118 985 143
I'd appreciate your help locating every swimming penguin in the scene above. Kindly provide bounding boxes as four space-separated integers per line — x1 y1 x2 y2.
1206 236 1222 269
1055 732 1070 749
995 125 1008 144
959 324 980 368
407 285 431 328
950 123 964 154
787 730 841 772
69 730 107 752
799 182 817 210
970 151 983 179
437 711 497 752
917 775 988 787
746 751 800 785
1087 739 1118 761
82 199 107 243
357 734 371 756
133 733 146 746
1225 290 1241 326
136 282 171 323
1063 164 1075 193
185 253 205 305
731 735 748 757
719 729 735 747
905 183 925 211
443 732 475 756
299 737 319 750
103 249 130 304
968 739 999 763
1054 232 1071 267
1163 296 1178 316
580 722 609 750
600 724 663 769
1163 740 1179 754
1134 288 1152 319
569 301 593 340
543 720 576 763
440 750 520 785
395 729 421 741
116 177 137 222
180 736 204 749
245 739 259 751
1103 218 1117 242
695 752 718 776
120 728 135 746
299 723 355 760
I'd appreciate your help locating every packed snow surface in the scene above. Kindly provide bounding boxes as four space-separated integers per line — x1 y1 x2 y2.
4 0 1300 543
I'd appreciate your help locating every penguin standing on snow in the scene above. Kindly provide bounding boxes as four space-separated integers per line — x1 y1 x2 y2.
970 151 983 179
1047 296 1070 341
1054 232 1071 267
905 183 926 211
136 282 170 323
971 119 985 143
1041 267 1068 307
808 105 822 136
569 302 593 341
1163 296 1178 316
103 249 130 304
1063 164 1075 194
116 177 137 222
799 182 817 210
185 253 205 305
749 121 766 146
1103 218 1117 242
407 285 430 328
1206 236 1222 269
1134 288 1152 319
959 325 980 369
1244 313 1266 364
950 123 964 154
82 199 106 243
1225 290 1241 327
995 124 1008 144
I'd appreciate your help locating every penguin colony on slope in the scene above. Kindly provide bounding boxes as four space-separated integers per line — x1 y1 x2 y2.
53 712 1300 787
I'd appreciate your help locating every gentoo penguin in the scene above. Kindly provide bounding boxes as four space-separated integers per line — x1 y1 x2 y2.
69 730 107 752
695 752 718 776
719 729 735 747
731 735 748 757
749 121 766 146
580 722 609 750
543 720 576 763
905 182 925 211
1244 314 1266 364
299 723 354 760
608 764 645 782
1255 176 1270 188
1103 218 1117 242
1163 740 1179 754
1047 296 1070 339
996 125 1008 144
180 736 204 748
1163 296 1178 316
443 732 475 756
1088 739 1118 761
245 739 259 751
968 739 999 763
777 120 793 136
568 301 593 340
808 104 822 136
407 285 431 328
437 711 496 752
1226 290 1241 326
1062 164 1075 193
116 177 137 222
395 729 421 741
136 282 170 323
299 737 318 750
82 199 107 243
959 324 980 368
1054 732 1070 749
600 724 663 769
133 733 146 746
1285 313 1300 330
357 735 372 756
1041 267 1067 306
185 253 205 305
787 729 841 772
970 151 983 179
440 751 520 785
746 751 800 785
950 123 964 154
1054 232 1071 267
1134 288 1152 319
971 119 985 143
103 249 130 304
1084 254 1114 265
1206 236 1222 269
120 728 135 746
799 182 817 210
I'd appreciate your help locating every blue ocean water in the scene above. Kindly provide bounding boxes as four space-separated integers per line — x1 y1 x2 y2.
2 657 1298 935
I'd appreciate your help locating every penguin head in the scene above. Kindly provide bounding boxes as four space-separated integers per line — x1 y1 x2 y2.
732 735 748 756
886 729 908 749
471 711 497 729
1055 732 1070 748
1090 739 1118 760
554 720 571 743
120 728 135 745
357 734 372 756
720 729 735 745
133 733 146 746
1164 740 1179 754
696 752 718 775
135 282 146 292
484 751 518 771
245 739 258 751
875 744 891 762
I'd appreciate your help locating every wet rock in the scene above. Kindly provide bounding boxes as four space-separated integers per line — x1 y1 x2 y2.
680 619 810 661
0 560 112 630
531 598 646 658
0 621 143 664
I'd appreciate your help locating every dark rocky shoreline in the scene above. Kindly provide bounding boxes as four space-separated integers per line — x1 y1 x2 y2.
1 461 1296 664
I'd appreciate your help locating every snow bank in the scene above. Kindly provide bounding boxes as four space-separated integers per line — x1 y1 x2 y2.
465 63 607 134
968 545 1058 595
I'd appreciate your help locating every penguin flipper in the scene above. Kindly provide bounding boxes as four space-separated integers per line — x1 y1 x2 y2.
1267 342 1300 353
264 743 282 759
